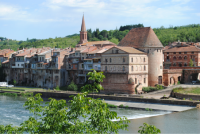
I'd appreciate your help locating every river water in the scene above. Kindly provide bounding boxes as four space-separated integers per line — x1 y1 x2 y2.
1 95 200 133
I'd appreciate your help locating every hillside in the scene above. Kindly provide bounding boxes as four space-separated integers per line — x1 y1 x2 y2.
0 24 200 51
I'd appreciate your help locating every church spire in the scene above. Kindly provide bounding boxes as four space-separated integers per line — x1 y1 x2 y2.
81 14 86 32
79 14 88 44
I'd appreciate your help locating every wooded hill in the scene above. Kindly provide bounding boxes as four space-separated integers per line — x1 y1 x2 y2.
0 24 200 51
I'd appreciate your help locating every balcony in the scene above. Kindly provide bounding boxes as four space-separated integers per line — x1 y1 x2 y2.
12 64 24 68
24 69 28 73
94 66 101 70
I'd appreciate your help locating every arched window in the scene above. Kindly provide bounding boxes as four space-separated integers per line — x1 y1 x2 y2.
131 58 133 62
132 66 133 71
144 66 146 71
179 63 182 67
105 66 107 71
110 58 112 63
179 56 182 60
123 66 125 71
173 56 176 60
173 63 176 66
184 56 187 60
184 63 187 66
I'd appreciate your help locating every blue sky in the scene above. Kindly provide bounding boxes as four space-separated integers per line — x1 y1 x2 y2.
0 0 200 41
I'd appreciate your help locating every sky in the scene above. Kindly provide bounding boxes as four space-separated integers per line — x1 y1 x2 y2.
0 0 200 41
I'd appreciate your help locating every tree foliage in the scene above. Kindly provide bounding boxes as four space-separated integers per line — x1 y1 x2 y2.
189 59 194 67
0 70 129 133
138 123 161 134
67 81 78 91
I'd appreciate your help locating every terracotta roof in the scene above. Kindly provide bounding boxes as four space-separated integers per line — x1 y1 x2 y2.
81 15 86 32
115 46 145 54
164 46 200 52
79 41 116 46
118 27 163 48
96 46 114 54
81 46 97 53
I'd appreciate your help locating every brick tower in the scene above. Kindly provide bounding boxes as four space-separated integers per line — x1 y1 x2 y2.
79 15 88 44
119 27 164 86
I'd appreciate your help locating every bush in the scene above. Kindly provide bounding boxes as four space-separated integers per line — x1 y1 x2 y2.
177 81 181 85
55 85 60 91
156 85 164 90
67 81 78 91
107 104 117 108
119 104 124 108
142 87 157 92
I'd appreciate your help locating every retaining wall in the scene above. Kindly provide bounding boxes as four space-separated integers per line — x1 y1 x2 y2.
34 91 200 106
172 92 200 101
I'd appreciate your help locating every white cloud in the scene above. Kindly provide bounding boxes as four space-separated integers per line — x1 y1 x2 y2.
0 3 29 20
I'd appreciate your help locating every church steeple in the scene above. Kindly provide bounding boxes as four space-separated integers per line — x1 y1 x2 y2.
81 15 86 32
79 14 88 44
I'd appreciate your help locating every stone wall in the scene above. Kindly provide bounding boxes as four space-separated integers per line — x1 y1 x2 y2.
163 69 182 86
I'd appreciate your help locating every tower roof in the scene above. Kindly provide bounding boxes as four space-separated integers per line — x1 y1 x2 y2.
118 27 163 48
81 15 86 32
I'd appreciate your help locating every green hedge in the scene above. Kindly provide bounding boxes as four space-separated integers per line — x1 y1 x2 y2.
142 87 161 93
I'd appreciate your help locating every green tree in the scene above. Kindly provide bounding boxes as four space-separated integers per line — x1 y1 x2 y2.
109 38 119 45
189 59 194 67
138 123 161 134
13 79 16 86
0 70 129 133
67 81 78 91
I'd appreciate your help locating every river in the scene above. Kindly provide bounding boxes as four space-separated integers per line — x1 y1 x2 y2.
0 95 200 133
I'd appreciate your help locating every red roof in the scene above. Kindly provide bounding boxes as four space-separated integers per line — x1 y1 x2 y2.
119 27 163 48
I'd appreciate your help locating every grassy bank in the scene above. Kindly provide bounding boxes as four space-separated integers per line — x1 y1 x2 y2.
0 92 33 97
173 87 200 95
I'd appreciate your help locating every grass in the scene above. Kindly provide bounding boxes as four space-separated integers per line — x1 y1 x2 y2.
0 87 43 92
173 87 200 95
107 104 117 108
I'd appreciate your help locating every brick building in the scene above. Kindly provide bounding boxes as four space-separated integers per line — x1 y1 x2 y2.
118 27 164 86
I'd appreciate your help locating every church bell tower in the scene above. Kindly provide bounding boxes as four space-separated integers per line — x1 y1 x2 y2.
79 15 88 44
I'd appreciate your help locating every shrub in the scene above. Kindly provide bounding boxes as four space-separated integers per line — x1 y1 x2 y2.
107 104 117 108
145 108 149 111
142 87 157 93
156 85 164 90
67 81 78 91
119 104 124 108
190 98 192 101
125 106 129 108
177 81 181 85
55 85 60 91
183 98 185 100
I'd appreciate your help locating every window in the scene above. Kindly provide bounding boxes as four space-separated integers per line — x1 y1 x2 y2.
158 76 162 84
123 66 125 71
167 52 169 54
144 58 145 62
112 50 114 53
184 52 187 54
173 52 176 54
192 52 194 54
184 63 187 66
40 57 41 61
75 53 78 56
105 59 108 62
179 56 182 60
179 52 181 54
157 49 158 52
184 56 187 60
105 66 107 71
144 66 146 71
173 56 176 60
116 50 118 53
179 63 182 67
144 78 146 83
147 49 149 53
110 58 112 63
173 63 176 66
18 64 19 66
131 58 133 62
123 58 125 62
131 66 133 71
135 78 137 84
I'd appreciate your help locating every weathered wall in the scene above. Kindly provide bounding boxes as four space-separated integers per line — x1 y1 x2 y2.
163 69 182 86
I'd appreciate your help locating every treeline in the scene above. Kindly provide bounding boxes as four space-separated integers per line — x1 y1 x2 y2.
154 24 200 46
0 24 200 51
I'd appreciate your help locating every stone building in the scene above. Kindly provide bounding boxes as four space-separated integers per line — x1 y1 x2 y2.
101 46 148 94
118 27 164 86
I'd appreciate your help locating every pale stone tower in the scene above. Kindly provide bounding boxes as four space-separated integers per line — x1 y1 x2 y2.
118 27 164 86
79 15 88 44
